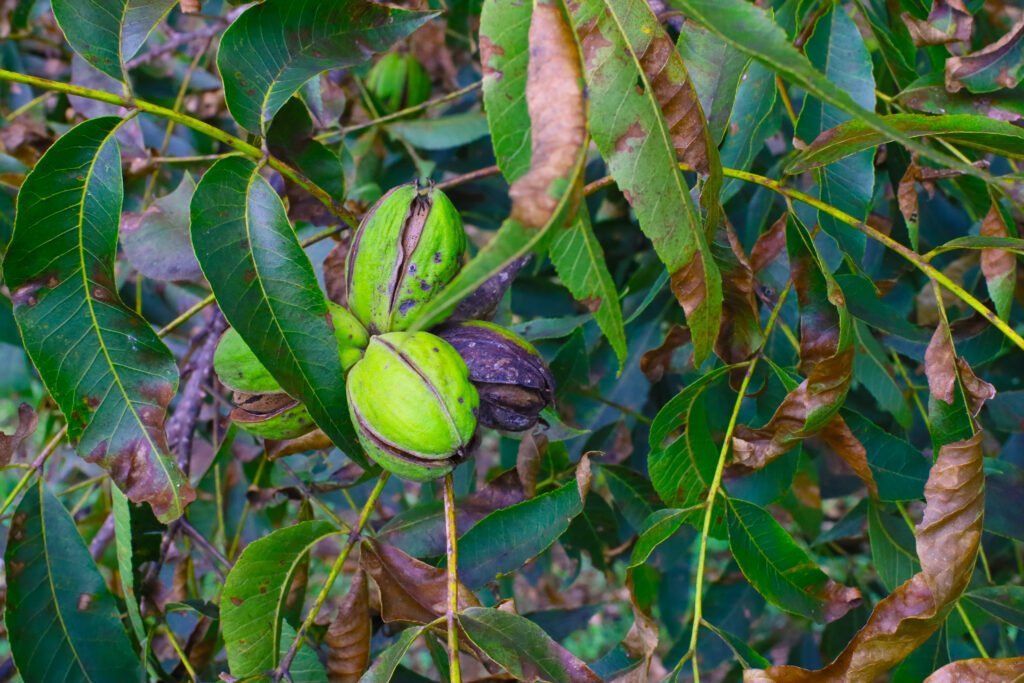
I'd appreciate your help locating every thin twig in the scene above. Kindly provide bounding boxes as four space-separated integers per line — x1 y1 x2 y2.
274 473 390 681
435 164 501 191
0 425 69 518
125 21 228 70
0 68 359 228
443 473 463 683
320 81 483 140
179 519 232 577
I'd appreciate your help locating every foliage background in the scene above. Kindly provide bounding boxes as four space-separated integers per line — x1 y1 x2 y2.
0 0 1022 681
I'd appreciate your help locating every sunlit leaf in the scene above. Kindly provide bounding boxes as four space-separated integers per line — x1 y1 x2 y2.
480 0 533 181
922 656 1024 682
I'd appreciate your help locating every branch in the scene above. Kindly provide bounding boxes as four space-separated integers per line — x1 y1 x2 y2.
0 69 359 229
585 165 1024 353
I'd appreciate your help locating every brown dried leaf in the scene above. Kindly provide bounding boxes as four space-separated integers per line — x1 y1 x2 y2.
898 164 920 228
819 415 878 499
746 433 985 682
611 577 659 683
517 433 546 498
267 429 335 459
640 325 691 382
923 657 1024 682
750 213 787 275
980 203 1015 281
924 324 995 416
323 238 352 308
361 539 480 625
946 19 1024 93
732 347 854 470
508 2 587 229
714 221 763 365
325 570 372 683
901 0 972 47
0 403 38 467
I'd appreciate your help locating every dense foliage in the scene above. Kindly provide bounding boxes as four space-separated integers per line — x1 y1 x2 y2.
0 0 1023 681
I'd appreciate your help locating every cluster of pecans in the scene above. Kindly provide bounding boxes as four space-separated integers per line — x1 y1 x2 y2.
212 182 554 481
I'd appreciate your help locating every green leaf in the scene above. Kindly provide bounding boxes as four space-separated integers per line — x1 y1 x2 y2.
569 0 722 365
4 117 193 522
964 586 1024 629
388 112 490 150
458 607 601 683
795 5 876 262
925 235 1024 258
112 487 147 649
267 98 345 201
727 497 860 623
789 114 1024 173
677 19 751 145
480 0 533 181
457 477 586 589
222 520 341 678
702 620 771 669
867 500 918 591
896 74 1024 121
190 156 364 464
844 412 928 502
648 395 719 528
629 508 689 567
666 0 978 177
549 205 628 371
280 621 329 683
359 626 427 683
719 61 780 203
217 0 434 134
5 483 145 682
602 464 662 532
52 0 175 80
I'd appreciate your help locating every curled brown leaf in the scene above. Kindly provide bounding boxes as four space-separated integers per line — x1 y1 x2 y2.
946 19 1024 92
901 0 972 47
360 539 480 625
923 656 1024 682
924 324 995 416
819 415 878 499
508 1 586 229
641 325 691 382
325 570 372 683
746 433 985 683
750 213 787 276
714 221 763 365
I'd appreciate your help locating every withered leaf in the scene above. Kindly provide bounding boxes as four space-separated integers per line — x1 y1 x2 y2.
267 429 335 459
610 577 659 683
924 323 995 417
360 539 480 625
640 325 690 383
749 213 787 275
946 19 1024 93
746 433 985 682
923 656 1024 682
323 238 351 308
0 403 38 467
732 217 852 470
819 415 878 499
901 0 972 47
979 201 1017 321
508 1 586 230
325 570 371 683
714 220 763 365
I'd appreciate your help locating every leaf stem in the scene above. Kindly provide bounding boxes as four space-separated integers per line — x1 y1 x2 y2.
586 165 1024 352
274 472 390 681
0 68 358 228
443 473 463 683
684 281 792 681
